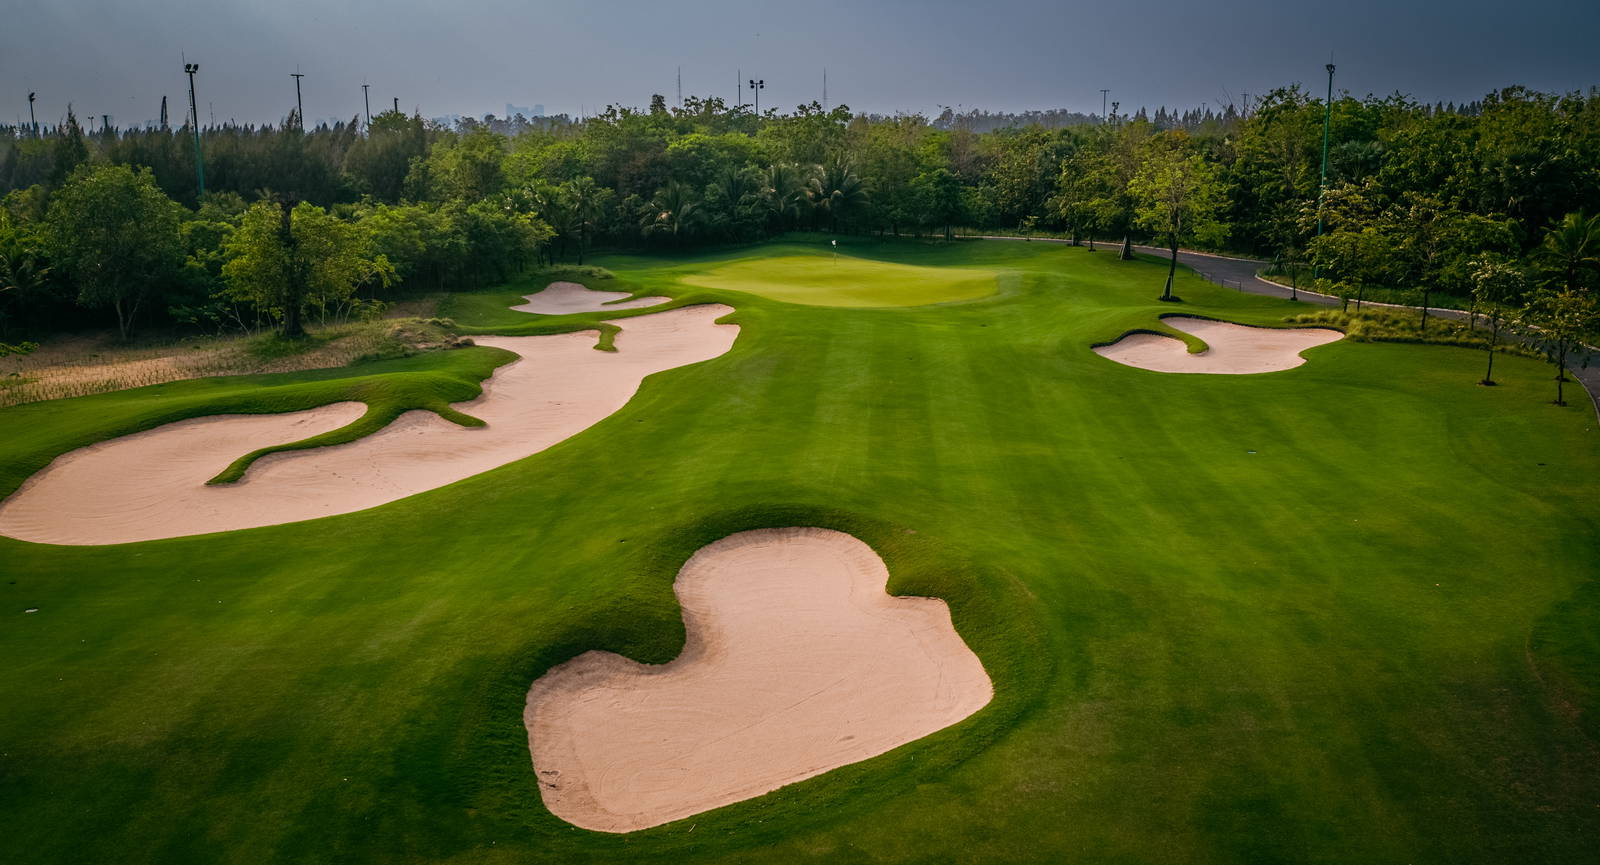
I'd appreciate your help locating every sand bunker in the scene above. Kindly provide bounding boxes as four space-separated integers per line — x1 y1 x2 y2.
1094 316 1342 374
0 305 737 545
511 281 669 315
524 527 993 833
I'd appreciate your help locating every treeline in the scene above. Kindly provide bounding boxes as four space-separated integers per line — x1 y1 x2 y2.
1 85 1598 349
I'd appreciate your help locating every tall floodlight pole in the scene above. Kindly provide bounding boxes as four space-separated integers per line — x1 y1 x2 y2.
362 83 371 128
184 63 206 197
1100 89 1110 124
291 72 305 130
1316 63 1335 246
737 69 742 109
749 78 764 115
27 91 37 137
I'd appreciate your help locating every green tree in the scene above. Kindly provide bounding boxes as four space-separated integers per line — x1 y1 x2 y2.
760 163 807 232
640 180 703 245
911 168 964 241
45 164 182 339
562 177 611 264
1535 211 1600 295
806 161 869 233
1129 132 1228 301
222 200 392 336
1520 288 1600 406
1469 257 1528 386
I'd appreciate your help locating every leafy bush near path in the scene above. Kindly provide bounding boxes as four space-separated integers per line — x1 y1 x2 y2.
1284 308 1542 356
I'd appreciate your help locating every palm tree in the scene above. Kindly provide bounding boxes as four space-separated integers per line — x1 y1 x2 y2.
806 161 869 233
761 163 807 232
1537 211 1600 295
530 184 576 264
640 180 702 245
564 176 605 265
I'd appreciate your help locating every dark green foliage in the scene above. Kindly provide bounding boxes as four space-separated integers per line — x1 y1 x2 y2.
4 83 1599 342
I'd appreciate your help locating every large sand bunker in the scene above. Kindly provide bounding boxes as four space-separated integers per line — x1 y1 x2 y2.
1094 316 1343 374
511 281 669 315
0 305 737 545
524 527 993 833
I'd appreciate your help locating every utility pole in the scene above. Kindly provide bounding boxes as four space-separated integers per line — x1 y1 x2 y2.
1100 89 1110 124
393 97 399 114
737 69 742 109
362 82 371 128
677 66 682 108
27 91 37 137
291 72 305 130
748 78 764 115
823 67 828 111
184 62 205 197
1316 63 1336 243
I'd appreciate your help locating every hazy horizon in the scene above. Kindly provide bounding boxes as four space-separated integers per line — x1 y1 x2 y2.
5 0 1599 129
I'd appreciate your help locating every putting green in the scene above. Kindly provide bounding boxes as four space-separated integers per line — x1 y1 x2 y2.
678 252 997 307
2 238 1598 865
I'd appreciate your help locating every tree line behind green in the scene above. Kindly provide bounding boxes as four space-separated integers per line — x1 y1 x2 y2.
0 86 1596 359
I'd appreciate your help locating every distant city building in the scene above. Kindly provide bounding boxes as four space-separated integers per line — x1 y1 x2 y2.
506 103 545 118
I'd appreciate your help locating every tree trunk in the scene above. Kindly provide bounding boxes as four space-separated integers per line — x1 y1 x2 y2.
1160 232 1179 301
1119 234 1133 260
1555 342 1568 405
1481 319 1498 385
1419 287 1430 334
1356 284 1366 312
113 296 130 341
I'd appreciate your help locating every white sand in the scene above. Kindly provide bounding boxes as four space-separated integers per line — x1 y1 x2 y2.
1094 316 1343 374
511 281 669 315
0 305 738 545
524 527 993 833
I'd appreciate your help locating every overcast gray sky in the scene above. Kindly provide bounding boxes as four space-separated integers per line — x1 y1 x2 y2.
4 0 1598 128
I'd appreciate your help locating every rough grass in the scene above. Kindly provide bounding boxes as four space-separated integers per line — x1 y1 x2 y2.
2 237 1598 865
1284 308 1543 357
0 316 463 409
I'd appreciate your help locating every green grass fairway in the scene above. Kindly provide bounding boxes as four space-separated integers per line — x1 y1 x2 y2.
3 237 1598 864
674 247 997 306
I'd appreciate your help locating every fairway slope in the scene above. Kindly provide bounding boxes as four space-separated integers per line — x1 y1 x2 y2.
1095 316 1343 373
0 305 737 544
511 281 669 315
525 527 993 833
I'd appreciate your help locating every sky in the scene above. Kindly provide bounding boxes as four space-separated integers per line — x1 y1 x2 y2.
4 0 1598 128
